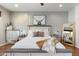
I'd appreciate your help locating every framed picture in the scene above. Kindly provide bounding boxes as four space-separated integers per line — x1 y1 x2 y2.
33 16 46 25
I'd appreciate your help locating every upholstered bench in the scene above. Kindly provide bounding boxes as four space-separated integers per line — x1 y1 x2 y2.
55 49 72 56
4 48 72 56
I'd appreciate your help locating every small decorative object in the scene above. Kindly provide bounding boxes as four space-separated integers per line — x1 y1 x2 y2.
33 16 46 25
7 22 12 26
20 30 26 37
6 22 13 30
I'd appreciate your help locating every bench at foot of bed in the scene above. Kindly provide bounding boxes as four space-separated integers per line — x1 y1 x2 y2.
3 48 72 56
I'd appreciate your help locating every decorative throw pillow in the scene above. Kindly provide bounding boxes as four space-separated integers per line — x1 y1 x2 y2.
36 40 47 49
54 39 59 45
33 31 39 37
51 39 59 45
42 39 56 54
33 31 44 37
38 31 44 37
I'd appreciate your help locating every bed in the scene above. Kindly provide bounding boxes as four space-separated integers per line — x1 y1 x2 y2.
4 29 72 56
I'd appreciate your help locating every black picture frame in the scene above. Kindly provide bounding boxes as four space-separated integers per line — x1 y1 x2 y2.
33 16 46 25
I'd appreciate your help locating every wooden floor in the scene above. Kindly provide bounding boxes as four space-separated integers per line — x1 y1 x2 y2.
0 44 79 56
64 44 79 56
0 44 13 56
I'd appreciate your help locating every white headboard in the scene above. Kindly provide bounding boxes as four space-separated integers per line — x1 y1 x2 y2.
30 27 49 31
28 25 52 34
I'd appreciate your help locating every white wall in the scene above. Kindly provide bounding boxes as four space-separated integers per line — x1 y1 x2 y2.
0 6 10 46
68 8 75 24
47 12 68 34
11 12 68 35
68 5 79 48
11 13 30 34
75 5 79 48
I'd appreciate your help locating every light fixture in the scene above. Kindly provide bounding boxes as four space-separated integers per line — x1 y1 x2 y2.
59 4 63 7
40 3 44 6
14 4 19 7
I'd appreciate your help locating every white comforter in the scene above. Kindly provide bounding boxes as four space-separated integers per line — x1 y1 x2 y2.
12 36 65 49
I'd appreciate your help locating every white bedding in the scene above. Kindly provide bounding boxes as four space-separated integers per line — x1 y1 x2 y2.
12 36 65 49
12 36 50 48
5 36 67 56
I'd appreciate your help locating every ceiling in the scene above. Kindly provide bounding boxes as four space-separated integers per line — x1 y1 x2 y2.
0 3 77 12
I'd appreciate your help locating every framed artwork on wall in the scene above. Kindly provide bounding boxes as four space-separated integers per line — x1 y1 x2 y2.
33 16 46 25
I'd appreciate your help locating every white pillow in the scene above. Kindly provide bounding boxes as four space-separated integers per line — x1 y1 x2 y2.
56 42 65 49
27 30 33 37
44 30 50 37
